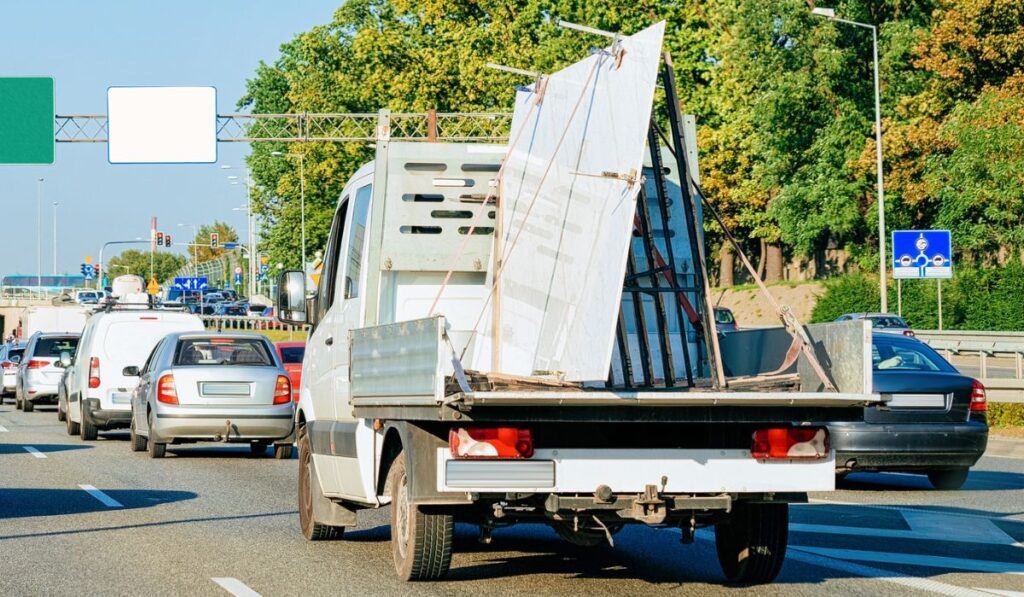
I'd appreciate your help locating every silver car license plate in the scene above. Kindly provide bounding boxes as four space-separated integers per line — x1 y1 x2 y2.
200 382 251 396
885 393 947 408
110 393 131 404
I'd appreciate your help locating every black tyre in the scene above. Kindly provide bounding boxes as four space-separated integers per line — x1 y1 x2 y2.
22 399 33 413
57 400 66 422
388 449 454 581
66 407 80 436
274 444 294 460
298 429 342 541
80 412 98 441
147 412 165 458
15 394 22 410
714 502 788 585
129 415 147 452
250 442 269 456
927 468 969 490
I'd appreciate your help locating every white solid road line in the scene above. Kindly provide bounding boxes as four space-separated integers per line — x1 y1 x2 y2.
975 589 1024 597
78 484 124 508
791 546 1024 575
23 446 46 458
0 424 9 432
212 578 262 597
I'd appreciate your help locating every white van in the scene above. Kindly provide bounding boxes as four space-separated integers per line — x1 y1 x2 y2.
60 307 205 440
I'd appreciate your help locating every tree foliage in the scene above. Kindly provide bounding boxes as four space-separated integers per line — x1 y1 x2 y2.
107 250 186 285
239 0 1024 280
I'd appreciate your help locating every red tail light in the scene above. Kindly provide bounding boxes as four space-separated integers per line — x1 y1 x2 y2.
273 375 291 405
449 427 534 459
752 427 829 460
88 357 101 389
157 374 178 405
970 379 987 412
902 330 916 337
1 361 13 369
26 359 49 369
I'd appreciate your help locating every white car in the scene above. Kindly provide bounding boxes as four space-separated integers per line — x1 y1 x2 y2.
74 290 102 305
16 333 81 412
1 342 26 401
60 307 205 440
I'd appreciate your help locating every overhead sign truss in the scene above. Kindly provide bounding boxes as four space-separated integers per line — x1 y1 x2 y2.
54 110 512 144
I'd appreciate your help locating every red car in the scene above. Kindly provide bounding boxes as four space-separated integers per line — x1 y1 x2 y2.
275 341 305 402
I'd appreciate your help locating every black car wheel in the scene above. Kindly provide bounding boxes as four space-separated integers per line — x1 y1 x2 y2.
927 468 969 490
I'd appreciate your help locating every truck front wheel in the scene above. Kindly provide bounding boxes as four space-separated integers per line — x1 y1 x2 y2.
298 429 342 541
387 449 453 581
714 502 788 585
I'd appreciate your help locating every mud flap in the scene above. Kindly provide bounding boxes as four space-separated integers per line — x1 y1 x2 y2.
310 448 358 527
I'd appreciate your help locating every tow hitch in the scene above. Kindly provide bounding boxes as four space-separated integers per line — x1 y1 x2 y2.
632 483 667 525
212 419 236 442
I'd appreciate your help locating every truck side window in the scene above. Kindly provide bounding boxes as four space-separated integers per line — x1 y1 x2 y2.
344 184 372 300
316 197 349 322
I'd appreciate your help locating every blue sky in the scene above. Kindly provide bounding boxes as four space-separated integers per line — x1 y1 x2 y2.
0 0 340 278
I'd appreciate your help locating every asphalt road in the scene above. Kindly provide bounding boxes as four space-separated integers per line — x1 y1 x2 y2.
2 404 1022 597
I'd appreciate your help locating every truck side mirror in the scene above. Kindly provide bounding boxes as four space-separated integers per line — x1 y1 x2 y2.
58 351 72 369
277 271 307 325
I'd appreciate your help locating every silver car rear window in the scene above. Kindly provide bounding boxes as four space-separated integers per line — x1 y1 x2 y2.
174 338 273 366
34 337 79 357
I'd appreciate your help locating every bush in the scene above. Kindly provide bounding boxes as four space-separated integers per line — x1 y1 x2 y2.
810 275 879 323
811 264 1024 331
988 403 1024 428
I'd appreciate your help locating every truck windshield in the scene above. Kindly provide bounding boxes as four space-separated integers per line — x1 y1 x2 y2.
174 338 273 366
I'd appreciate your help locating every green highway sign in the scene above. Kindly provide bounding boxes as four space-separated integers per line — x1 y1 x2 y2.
0 77 55 164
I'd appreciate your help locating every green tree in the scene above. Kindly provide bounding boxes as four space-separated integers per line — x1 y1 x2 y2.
107 250 186 285
189 222 240 264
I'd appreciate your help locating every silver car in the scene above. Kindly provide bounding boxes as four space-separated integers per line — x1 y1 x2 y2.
16 333 81 412
127 332 296 459
835 312 915 337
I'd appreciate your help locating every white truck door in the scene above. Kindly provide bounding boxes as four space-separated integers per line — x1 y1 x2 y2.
329 181 375 501
304 194 351 495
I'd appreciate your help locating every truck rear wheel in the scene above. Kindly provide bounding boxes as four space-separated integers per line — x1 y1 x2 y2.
80 413 97 440
714 502 788 585
298 430 342 541
387 449 453 581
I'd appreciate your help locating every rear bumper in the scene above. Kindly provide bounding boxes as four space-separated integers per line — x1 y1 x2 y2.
24 383 58 403
829 421 988 471
83 399 132 430
437 448 836 494
152 404 295 443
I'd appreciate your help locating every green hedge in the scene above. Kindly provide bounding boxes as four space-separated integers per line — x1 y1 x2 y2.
988 403 1024 428
810 263 1024 331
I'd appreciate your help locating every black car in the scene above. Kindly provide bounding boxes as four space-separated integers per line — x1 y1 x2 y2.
829 333 988 489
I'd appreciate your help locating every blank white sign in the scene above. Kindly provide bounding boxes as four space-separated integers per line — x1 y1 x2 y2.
107 86 217 164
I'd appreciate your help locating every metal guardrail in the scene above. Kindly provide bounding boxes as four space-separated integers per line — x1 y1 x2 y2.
199 315 306 336
914 330 1024 404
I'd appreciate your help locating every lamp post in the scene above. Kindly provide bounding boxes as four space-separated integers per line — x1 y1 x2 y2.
52 202 59 275
812 6 888 313
270 150 307 270
223 165 256 299
36 178 43 288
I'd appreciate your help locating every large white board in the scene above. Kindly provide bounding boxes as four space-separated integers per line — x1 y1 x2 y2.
469 22 665 381
107 86 217 164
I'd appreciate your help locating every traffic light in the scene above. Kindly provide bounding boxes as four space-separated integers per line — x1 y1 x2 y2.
93 264 100 277
210 232 219 249
156 232 164 246
165 234 171 247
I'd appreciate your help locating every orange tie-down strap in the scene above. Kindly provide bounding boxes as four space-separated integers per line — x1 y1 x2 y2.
632 217 702 327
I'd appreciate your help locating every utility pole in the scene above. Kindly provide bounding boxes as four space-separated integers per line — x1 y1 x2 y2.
36 178 43 288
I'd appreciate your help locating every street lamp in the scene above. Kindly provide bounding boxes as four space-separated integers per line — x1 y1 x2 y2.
271 150 307 270
52 202 59 275
223 165 256 299
36 178 43 288
813 6 888 313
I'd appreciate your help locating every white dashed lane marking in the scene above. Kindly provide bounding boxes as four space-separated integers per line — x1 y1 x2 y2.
23 446 46 458
78 484 124 508
212 577 262 597
0 424 9 432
